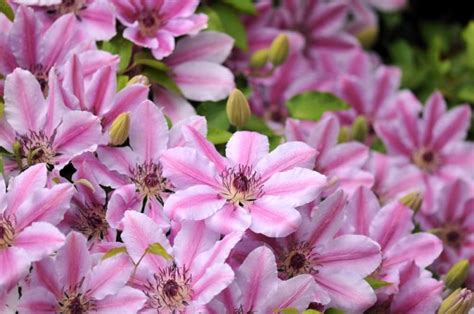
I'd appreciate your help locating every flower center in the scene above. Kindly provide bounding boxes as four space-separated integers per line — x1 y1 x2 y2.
58 289 92 314
30 64 49 94
412 147 439 173
131 162 171 200
0 216 15 249
144 265 193 312
74 204 109 241
16 132 55 169
46 0 87 18
278 242 319 279
138 10 161 37
433 225 464 249
220 165 263 206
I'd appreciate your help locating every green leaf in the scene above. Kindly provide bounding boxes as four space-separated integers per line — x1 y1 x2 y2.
0 0 14 21
463 21 474 68
325 308 345 314
286 91 350 121
101 247 127 260
0 100 4 118
303 310 321 314
365 276 392 289
222 0 256 14
197 101 230 130
371 138 386 153
242 115 274 137
147 243 173 260
0 155 4 174
116 75 129 91
143 67 182 95
101 36 133 72
276 307 299 314
213 3 248 51
199 6 225 32
207 128 232 144
133 58 170 72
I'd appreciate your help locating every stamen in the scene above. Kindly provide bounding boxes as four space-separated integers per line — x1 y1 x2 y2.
278 242 320 279
0 215 15 249
412 147 439 173
73 204 109 241
138 10 161 37
130 162 171 200
220 165 264 206
17 131 55 169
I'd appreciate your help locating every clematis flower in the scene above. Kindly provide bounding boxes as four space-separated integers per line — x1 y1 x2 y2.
342 186 443 299
18 231 146 313
111 0 207 60
0 163 73 296
375 91 473 213
161 127 326 237
121 211 240 312
0 68 104 175
285 115 374 196
153 31 235 122
12 0 116 41
208 246 317 313
239 191 382 312
0 6 87 92
95 100 207 229
417 179 474 289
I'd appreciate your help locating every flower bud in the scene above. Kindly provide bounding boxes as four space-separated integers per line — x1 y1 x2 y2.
269 34 289 66
399 191 423 213
356 25 379 49
0 100 4 118
74 178 96 192
249 49 270 69
444 259 470 291
127 75 150 87
109 112 130 146
438 288 474 314
337 126 351 143
226 89 251 128
352 116 368 142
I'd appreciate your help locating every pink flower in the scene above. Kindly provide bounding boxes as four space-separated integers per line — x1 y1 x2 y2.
111 0 207 59
154 31 235 122
0 164 73 296
121 211 240 312
417 179 474 289
343 186 443 298
161 128 326 237
0 68 104 175
95 100 207 229
240 191 382 312
209 246 317 313
18 231 146 313
286 116 374 196
375 91 473 213
12 0 116 41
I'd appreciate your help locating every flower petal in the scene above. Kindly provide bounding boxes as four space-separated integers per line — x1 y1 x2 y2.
94 286 146 314
97 146 137 177
88 254 133 300
206 203 252 235
345 186 380 235
0 247 30 289
84 65 116 115
184 125 228 172
106 184 142 229
192 263 235 306
8 6 39 69
17 287 57 314
432 105 471 150
226 131 269 167
263 275 317 312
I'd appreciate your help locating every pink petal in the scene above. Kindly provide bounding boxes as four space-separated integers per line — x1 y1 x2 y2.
129 100 169 163
45 69 68 136
88 254 133 300
183 125 228 172
205 203 252 235
79 0 117 41
164 185 225 221
94 286 146 314
166 31 234 66
160 147 220 188
76 50 119 78
329 168 374 196
263 275 317 312
30 258 61 298
173 61 235 101
151 31 175 59
192 264 235 306
106 184 142 229
62 54 86 110
8 6 39 69
123 26 159 49
255 142 316 181
249 197 301 237
97 146 137 177
110 0 139 25
4 68 46 134
307 116 339 155
13 222 65 262
371 66 401 117
0 33 17 75
160 0 200 20
55 232 92 289
345 186 380 235
0 247 30 289
339 75 367 114
53 110 103 158
319 142 369 172
263 167 326 207
152 86 196 123
422 91 446 146
168 115 206 148
432 105 471 150
17 287 58 314
226 131 269 167
375 121 413 156
85 65 116 115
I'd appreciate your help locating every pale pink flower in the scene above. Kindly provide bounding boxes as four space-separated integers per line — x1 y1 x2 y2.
121 211 240 313
18 231 146 313
209 246 317 313
111 0 207 59
0 164 73 296
0 68 104 175
162 127 326 237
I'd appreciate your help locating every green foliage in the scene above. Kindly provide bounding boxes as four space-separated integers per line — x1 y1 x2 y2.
221 0 256 15
101 36 133 73
146 243 172 260
287 92 349 121
207 128 233 144
325 308 345 314
365 276 392 289
0 0 14 21
101 247 127 260
197 101 230 130
143 67 181 95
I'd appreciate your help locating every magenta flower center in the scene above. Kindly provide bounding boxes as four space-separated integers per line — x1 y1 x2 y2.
0 216 15 249
278 242 319 279
47 0 87 18
17 132 55 169
440 225 464 249
144 265 193 312
220 165 263 206
74 204 109 241
131 162 171 200
58 289 92 314
412 147 439 173
138 10 161 37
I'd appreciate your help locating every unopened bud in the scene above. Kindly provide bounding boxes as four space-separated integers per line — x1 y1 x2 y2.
226 89 251 128
356 25 379 49
249 49 270 69
438 288 474 314
445 259 470 291
399 191 423 213
269 34 289 66
352 116 368 142
109 112 130 146
338 126 350 143
0 100 4 118
127 75 150 87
